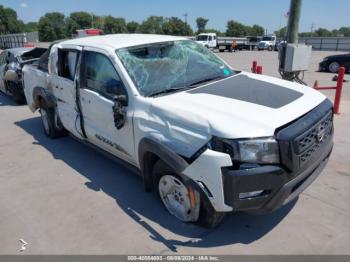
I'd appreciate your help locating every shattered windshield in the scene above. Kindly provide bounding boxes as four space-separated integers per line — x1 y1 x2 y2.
116 40 234 97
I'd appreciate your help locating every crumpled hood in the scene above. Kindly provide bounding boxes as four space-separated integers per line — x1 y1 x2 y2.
148 72 326 140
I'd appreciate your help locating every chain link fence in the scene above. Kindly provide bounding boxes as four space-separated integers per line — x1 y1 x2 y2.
0 32 39 49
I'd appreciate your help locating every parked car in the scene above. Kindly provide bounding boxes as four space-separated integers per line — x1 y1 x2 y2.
319 53 350 73
0 47 47 104
23 34 333 228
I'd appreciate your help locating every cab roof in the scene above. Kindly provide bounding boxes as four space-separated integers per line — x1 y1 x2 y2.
60 34 188 50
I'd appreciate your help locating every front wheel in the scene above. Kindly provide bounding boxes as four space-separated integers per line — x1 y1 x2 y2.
153 159 225 228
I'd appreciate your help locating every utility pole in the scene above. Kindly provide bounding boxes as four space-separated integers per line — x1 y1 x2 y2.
183 13 188 24
286 0 302 44
280 0 308 83
310 23 315 34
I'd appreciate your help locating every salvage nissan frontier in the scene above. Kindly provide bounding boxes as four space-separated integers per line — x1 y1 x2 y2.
23 34 334 228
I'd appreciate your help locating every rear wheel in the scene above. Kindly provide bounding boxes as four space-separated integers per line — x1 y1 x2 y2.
40 101 67 138
328 61 340 73
268 45 273 51
153 159 225 228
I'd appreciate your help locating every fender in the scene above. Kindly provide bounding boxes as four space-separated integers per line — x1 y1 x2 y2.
138 137 189 191
32 86 56 109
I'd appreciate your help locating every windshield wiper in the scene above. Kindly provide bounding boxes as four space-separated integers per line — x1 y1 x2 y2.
147 87 189 97
189 75 224 87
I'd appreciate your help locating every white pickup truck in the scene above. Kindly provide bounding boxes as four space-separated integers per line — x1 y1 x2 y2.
23 34 334 228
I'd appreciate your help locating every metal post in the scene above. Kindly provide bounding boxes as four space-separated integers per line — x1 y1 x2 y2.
257 65 263 75
334 67 345 114
286 0 302 44
252 61 257 73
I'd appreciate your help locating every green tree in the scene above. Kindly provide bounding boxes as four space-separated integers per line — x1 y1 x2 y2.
0 5 24 34
299 32 314 37
38 12 66 41
92 15 105 30
24 22 38 32
338 27 350 37
203 28 224 37
226 20 249 37
162 17 193 36
66 12 92 35
250 24 264 36
314 28 333 37
103 16 127 34
274 26 287 38
196 17 209 34
126 21 140 33
138 16 164 34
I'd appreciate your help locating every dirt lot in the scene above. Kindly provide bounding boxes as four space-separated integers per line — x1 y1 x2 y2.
0 50 349 254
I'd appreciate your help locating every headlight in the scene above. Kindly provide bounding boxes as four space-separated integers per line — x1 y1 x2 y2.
323 57 329 62
210 137 280 164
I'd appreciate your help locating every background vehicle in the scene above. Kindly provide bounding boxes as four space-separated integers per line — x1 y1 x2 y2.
0 47 46 104
23 34 333 228
237 36 262 50
72 28 104 38
196 33 238 52
258 35 277 51
319 53 350 73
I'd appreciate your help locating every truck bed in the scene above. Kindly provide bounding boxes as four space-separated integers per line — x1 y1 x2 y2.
23 64 50 112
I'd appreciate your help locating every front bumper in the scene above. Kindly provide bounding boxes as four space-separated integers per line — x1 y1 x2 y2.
222 99 334 213
319 61 327 72
222 139 332 213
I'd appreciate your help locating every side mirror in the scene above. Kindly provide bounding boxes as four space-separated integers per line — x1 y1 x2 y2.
114 94 128 107
112 94 128 130
4 70 19 82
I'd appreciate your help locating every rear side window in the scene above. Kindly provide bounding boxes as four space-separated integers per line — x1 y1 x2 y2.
80 51 125 97
58 49 79 81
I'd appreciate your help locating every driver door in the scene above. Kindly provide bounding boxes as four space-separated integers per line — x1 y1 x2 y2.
78 48 135 163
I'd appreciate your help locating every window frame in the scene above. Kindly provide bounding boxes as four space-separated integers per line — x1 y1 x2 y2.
79 50 127 100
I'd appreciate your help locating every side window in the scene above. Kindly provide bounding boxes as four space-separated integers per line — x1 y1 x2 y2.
208 36 212 41
213 36 216 40
81 51 126 97
58 49 79 81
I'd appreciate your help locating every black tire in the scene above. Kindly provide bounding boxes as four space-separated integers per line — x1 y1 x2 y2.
197 193 225 228
268 45 273 51
40 100 67 138
219 49 225 52
228 46 233 53
152 159 225 228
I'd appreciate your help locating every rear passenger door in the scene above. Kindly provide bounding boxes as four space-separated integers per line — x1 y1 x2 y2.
78 48 135 163
51 46 84 139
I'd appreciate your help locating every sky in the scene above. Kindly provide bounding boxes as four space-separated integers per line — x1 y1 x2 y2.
1 0 349 34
